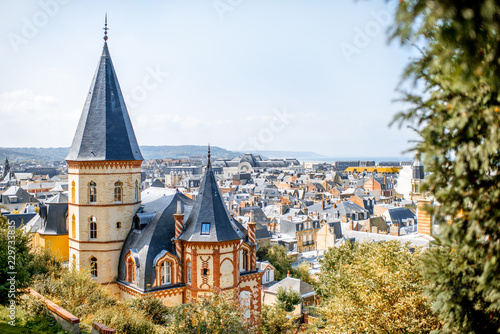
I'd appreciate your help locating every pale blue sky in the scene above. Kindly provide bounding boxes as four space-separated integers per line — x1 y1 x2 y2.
0 0 417 157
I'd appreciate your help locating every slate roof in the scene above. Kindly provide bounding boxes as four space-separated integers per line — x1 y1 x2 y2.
118 191 194 291
38 194 68 235
179 166 245 242
386 207 416 227
0 186 39 205
267 277 315 297
66 42 143 161
4 213 37 229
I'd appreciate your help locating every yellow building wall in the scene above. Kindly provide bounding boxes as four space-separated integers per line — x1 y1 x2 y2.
38 234 69 262
68 161 142 285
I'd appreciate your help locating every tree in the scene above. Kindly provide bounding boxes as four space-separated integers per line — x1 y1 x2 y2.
164 290 256 334
276 287 302 313
292 261 315 286
258 245 295 280
261 304 299 334
314 240 440 333
390 1 500 332
0 214 33 305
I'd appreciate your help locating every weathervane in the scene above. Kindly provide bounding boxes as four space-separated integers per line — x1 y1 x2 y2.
103 13 109 41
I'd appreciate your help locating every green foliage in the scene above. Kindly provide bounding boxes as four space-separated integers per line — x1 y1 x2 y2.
0 215 33 306
0 302 66 334
390 1 500 332
293 261 315 286
261 304 299 334
163 290 256 334
315 240 440 333
258 245 296 280
127 296 171 325
276 287 302 312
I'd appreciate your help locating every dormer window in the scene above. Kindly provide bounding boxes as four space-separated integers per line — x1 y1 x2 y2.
160 261 171 285
114 181 123 203
88 181 97 203
201 222 210 235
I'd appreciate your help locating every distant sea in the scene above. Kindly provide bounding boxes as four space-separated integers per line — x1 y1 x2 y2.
299 156 414 164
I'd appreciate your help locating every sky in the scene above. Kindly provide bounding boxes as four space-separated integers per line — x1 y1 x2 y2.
0 0 418 158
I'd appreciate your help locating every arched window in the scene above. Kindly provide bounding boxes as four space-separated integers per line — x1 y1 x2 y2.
114 181 123 203
135 180 139 201
160 261 171 285
126 257 135 283
90 256 98 277
241 250 248 271
187 261 191 284
71 214 76 238
71 181 75 203
72 254 77 269
89 216 97 239
88 181 97 203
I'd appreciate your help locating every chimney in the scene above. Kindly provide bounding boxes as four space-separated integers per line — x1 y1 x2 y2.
321 200 325 210
390 222 400 236
417 198 433 235
174 201 185 260
248 211 257 271
238 205 242 216
248 211 256 244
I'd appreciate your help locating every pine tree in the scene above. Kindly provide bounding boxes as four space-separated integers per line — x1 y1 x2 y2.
390 1 500 332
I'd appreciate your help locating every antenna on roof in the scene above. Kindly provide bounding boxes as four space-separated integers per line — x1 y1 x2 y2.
103 13 109 41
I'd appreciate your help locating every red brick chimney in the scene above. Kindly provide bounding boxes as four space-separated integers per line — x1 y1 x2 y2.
174 201 184 260
417 198 433 235
248 211 257 271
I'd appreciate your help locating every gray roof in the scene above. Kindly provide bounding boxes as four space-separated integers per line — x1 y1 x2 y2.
267 276 315 297
179 166 245 242
118 192 194 291
387 207 416 226
66 42 143 161
4 213 37 228
38 195 68 235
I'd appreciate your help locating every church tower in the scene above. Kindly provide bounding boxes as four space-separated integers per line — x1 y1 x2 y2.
66 21 143 292
2 157 10 179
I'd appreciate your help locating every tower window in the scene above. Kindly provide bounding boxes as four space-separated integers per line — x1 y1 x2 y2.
201 222 210 235
71 181 75 203
114 181 123 203
202 268 209 276
90 256 98 278
89 216 97 239
116 222 121 229
187 261 191 284
71 214 76 238
88 181 97 203
160 261 171 285
135 180 139 201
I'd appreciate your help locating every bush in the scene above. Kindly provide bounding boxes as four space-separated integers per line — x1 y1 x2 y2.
261 304 299 334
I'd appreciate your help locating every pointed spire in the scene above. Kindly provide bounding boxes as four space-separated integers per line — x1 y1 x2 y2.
207 143 211 168
66 29 143 162
103 13 109 42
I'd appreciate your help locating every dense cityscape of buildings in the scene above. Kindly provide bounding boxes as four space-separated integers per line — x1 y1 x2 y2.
0 32 435 329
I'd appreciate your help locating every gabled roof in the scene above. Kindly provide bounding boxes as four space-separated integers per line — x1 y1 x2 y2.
66 42 143 162
267 276 315 297
179 166 245 242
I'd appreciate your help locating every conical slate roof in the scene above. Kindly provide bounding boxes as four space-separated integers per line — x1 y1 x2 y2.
179 166 245 242
66 42 143 161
